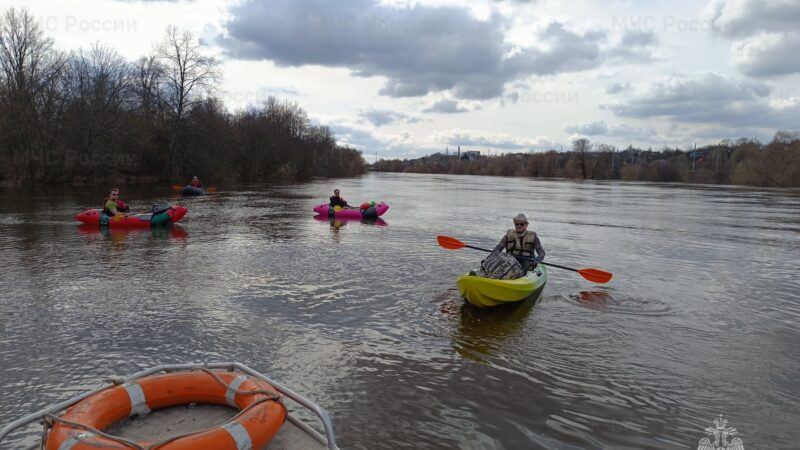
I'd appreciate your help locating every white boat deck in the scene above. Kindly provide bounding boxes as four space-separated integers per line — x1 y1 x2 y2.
107 405 326 450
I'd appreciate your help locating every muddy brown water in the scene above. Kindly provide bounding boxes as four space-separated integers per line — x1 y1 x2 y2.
1 173 799 449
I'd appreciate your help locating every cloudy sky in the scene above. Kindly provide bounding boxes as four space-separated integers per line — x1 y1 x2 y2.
7 0 800 160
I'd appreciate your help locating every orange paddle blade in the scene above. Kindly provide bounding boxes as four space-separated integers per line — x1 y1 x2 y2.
206 186 217 192
439 234 614 283
171 184 182 191
577 268 613 284
437 235 465 250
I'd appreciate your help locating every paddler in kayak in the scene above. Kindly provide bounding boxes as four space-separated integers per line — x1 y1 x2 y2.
102 188 129 217
492 213 545 271
329 189 350 208
190 176 203 188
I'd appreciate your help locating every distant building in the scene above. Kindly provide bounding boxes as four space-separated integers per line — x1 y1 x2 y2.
687 150 707 159
461 150 480 160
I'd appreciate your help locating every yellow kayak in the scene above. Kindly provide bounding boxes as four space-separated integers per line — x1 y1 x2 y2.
456 264 548 308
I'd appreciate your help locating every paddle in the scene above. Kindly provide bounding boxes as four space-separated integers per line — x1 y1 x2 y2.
437 235 613 284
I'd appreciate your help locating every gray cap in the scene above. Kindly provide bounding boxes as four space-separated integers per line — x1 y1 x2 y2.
513 213 528 223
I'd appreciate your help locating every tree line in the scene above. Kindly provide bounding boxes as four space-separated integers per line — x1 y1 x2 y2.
372 133 800 188
0 7 366 186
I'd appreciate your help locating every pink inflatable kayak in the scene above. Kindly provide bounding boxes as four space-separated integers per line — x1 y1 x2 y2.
313 202 389 219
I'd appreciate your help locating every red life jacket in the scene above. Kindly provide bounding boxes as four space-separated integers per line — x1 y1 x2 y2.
191 180 202 187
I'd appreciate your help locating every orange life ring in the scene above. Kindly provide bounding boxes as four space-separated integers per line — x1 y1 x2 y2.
45 370 287 450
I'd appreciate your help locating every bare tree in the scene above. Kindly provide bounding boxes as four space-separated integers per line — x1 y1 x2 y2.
152 26 220 180
572 137 592 179
0 7 66 182
62 43 130 174
131 55 161 120
773 130 800 144
593 143 616 179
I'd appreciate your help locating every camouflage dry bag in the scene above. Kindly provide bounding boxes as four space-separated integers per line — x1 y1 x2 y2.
479 252 525 280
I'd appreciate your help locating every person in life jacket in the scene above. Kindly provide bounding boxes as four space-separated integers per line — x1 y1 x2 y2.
329 188 349 208
102 188 129 216
492 213 545 271
190 176 203 188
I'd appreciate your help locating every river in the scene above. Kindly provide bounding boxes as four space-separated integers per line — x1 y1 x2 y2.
1 172 799 449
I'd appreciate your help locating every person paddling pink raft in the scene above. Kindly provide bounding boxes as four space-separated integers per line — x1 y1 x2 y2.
312 188 389 219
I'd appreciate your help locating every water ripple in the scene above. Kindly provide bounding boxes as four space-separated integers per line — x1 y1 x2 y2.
1 177 799 449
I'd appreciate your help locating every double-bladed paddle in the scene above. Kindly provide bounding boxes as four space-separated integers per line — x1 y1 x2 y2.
437 235 613 284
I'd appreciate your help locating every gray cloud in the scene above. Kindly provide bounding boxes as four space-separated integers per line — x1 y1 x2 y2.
605 123 658 139
324 122 443 158
621 30 658 47
706 0 800 38
432 130 542 150
607 30 658 63
605 81 631 94
603 72 800 129
732 32 800 77
265 86 303 97
705 0 800 77
422 99 469 114
327 123 386 151
520 22 605 75
358 108 422 126
691 125 774 141
565 120 658 139
565 120 608 135
218 1 604 100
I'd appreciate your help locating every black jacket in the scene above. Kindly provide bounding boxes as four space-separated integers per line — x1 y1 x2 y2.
329 196 348 207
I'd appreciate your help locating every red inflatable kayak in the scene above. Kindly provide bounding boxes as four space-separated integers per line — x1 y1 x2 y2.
76 205 187 227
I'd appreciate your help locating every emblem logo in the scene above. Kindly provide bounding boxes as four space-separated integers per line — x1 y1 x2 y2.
697 414 744 450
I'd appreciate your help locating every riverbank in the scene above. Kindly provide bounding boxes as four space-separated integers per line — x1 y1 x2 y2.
371 134 800 188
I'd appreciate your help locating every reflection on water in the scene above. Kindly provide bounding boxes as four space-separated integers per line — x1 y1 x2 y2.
313 215 388 228
565 288 613 312
578 289 610 301
564 288 673 317
452 296 538 362
77 224 188 239
1 174 799 450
